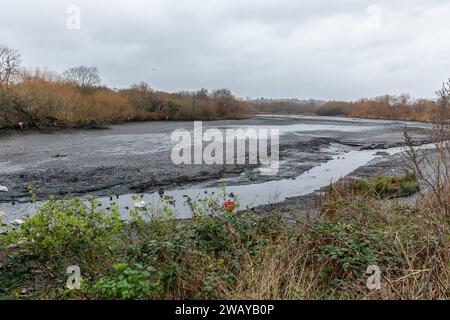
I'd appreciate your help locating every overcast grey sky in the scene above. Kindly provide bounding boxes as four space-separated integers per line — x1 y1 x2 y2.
1 0 449 100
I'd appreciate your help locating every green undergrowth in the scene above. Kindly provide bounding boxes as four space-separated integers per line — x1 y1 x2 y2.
0 178 447 300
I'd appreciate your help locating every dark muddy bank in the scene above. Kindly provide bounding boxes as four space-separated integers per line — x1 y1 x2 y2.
0 115 430 207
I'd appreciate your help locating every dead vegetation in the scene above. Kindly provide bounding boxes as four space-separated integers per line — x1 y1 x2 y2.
0 45 248 130
316 94 436 122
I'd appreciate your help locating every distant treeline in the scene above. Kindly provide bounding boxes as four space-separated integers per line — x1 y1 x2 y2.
315 94 437 121
248 98 326 114
249 94 438 122
0 45 247 129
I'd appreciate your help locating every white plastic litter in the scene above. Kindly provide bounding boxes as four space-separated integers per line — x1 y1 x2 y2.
0 185 8 192
134 201 147 209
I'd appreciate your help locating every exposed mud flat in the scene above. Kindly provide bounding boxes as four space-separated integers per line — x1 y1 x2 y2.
260 145 437 217
0 115 431 220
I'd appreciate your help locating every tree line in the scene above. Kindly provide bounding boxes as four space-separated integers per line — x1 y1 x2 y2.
315 94 437 121
249 94 438 122
0 44 248 129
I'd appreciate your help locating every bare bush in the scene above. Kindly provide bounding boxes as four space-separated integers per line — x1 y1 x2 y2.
404 79 450 217
0 44 21 86
403 79 450 299
213 88 236 118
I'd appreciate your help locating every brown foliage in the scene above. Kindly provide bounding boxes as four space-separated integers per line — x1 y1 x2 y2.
9 70 134 125
1 71 248 129
317 95 436 121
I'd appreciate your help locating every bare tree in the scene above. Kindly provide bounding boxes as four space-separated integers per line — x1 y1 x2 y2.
63 66 101 89
195 88 209 100
398 93 412 106
405 80 450 217
0 44 21 86
213 88 235 117
0 46 40 128
130 82 153 93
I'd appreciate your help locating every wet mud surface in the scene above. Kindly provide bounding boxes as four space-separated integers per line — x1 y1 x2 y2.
0 115 431 208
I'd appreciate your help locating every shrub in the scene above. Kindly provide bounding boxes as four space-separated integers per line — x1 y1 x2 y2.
350 173 419 198
0 195 123 279
91 263 160 299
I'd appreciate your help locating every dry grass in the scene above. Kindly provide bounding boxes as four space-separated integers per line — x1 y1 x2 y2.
223 243 323 299
171 189 449 300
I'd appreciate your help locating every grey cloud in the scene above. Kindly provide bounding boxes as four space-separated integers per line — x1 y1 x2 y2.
1 0 449 100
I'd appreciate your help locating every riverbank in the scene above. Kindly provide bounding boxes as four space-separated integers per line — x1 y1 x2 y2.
0 123 108 137
1 69 248 130
1 170 447 300
0 114 252 137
